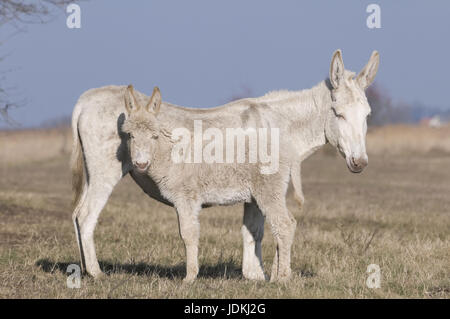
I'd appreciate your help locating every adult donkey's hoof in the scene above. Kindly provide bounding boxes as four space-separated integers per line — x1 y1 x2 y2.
86 264 104 280
92 271 105 280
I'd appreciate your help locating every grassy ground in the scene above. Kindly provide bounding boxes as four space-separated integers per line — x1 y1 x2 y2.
0 127 449 298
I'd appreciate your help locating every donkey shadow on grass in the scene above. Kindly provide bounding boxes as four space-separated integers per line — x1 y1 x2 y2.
35 258 242 280
35 258 316 280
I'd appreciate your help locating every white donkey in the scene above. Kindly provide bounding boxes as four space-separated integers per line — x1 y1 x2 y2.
71 50 379 282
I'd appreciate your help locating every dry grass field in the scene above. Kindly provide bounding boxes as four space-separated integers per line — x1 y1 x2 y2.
0 125 449 298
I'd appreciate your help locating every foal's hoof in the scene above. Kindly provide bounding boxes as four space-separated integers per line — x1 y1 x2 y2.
269 270 292 283
270 274 291 283
243 270 267 281
182 275 197 284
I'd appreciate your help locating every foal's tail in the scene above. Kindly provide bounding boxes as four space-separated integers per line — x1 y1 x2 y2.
70 104 86 210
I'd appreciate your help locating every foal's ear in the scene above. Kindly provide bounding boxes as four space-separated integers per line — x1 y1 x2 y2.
146 86 161 115
330 49 345 89
124 85 140 114
356 50 379 89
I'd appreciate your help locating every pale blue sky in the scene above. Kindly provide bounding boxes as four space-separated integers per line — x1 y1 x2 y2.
1 0 449 127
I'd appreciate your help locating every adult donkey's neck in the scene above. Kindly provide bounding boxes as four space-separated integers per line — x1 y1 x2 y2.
265 79 333 161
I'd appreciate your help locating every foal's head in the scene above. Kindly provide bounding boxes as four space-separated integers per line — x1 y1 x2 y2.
325 50 379 173
122 85 162 173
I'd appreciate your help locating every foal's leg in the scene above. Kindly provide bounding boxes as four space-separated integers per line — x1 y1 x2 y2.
175 201 201 282
255 195 297 282
242 201 266 280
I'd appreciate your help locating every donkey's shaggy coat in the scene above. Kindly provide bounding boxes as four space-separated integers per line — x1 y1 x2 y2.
71 50 379 282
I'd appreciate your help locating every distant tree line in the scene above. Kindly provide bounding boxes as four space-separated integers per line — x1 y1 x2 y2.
366 83 449 126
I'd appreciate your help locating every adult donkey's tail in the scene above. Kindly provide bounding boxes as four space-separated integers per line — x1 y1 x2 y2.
70 104 86 210
70 101 89 273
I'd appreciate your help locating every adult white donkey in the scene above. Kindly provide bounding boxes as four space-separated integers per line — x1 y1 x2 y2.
71 49 379 282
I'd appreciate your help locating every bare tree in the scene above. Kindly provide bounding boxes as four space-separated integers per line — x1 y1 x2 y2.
0 0 82 126
0 0 75 28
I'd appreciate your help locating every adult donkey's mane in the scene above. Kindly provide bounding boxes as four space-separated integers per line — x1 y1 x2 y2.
131 79 330 121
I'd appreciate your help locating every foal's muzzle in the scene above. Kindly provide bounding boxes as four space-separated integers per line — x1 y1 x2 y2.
134 161 149 172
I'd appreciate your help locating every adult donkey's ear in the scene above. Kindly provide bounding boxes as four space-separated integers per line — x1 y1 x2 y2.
330 49 345 89
357 50 379 89
124 85 140 114
146 86 161 115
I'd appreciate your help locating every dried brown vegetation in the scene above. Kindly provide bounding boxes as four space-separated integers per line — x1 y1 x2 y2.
0 125 449 298
367 124 450 155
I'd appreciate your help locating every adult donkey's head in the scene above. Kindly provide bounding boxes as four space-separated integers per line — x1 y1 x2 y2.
122 85 162 173
325 49 379 173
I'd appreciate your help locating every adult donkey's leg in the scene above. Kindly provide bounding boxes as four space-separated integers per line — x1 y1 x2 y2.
73 178 119 277
290 162 305 209
242 201 266 280
71 121 127 277
175 200 201 282
72 148 124 277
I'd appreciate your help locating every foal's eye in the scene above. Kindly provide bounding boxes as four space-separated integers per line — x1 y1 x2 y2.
152 134 159 139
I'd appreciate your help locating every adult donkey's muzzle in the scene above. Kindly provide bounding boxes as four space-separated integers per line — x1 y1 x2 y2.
348 156 368 173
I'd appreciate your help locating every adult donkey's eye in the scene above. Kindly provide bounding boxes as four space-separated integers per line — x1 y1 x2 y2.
332 107 346 120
